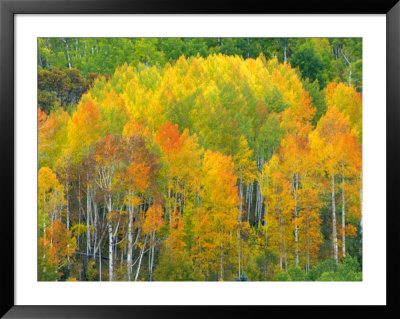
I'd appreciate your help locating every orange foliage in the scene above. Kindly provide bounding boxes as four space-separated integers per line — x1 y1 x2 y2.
155 122 183 154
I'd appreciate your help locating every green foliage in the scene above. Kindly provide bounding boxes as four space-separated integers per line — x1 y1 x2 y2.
306 258 337 281
334 256 362 281
86 261 99 281
291 46 325 88
37 244 58 281
302 79 326 125
307 256 361 281
71 224 87 237
275 271 290 281
287 265 306 281
153 245 204 281
38 68 93 114
37 39 363 282
38 37 362 90
265 86 290 113
256 113 282 161
271 256 361 282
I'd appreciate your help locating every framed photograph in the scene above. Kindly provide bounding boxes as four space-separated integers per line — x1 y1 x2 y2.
1 0 398 317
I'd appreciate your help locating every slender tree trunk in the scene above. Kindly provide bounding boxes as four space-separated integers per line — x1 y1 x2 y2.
99 246 102 281
149 231 155 281
77 210 81 251
256 155 265 225
255 181 263 225
77 175 82 251
279 216 282 270
237 229 241 278
246 183 251 221
135 236 148 281
108 223 113 281
168 188 172 225
106 195 113 281
264 204 268 246
86 183 91 257
331 174 338 264
294 171 299 266
148 242 152 281
93 186 98 259
283 38 287 63
341 167 346 259
238 175 243 277
219 240 224 281
66 182 70 230
127 192 134 281
62 38 72 69
65 181 71 268
245 183 250 220
359 175 363 258
283 224 287 272
342 52 352 85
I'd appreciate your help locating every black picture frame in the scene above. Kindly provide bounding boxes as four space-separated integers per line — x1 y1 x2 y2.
1 0 399 318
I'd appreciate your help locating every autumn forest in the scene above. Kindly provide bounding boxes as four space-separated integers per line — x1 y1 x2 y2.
38 38 362 281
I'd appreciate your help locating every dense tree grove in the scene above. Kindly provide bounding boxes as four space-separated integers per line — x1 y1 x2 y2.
38 38 362 281
38 38 362 115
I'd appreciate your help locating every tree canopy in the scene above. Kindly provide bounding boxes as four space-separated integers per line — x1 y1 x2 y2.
37 38 362 282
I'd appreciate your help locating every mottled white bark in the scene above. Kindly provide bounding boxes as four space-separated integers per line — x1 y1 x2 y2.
127 192 134 281
331 175 338 264
219 242 224 281
62 38 72 69
246 182 254 222
99 247 102 281
108 223 113 281
294 171 299 266
342 169 346 259
359 177 363 258
93 187 98 259
135 236 148 281
279 217 283 270
238 176 243 277
149 231 155 281
86 184 91 257
342 52 352 85
66 182 70 230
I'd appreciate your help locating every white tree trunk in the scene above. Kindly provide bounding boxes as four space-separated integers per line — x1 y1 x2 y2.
246 182 253 222
66 183 70 230
220 242 224 281
93 187 98 259
149 231 155 281
108 223 113 281
279 217 282 270
342 169 346 259
359 175 363 258
62 38 72 69
106 194 113 281
342 52 352 85
127 193 134 281
134 236 148 281
99 247 102 281
294 171 299 266
331 175 338 264
238 176 243 277
86 184 91 257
